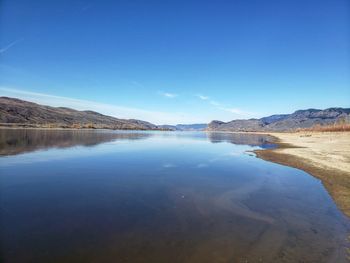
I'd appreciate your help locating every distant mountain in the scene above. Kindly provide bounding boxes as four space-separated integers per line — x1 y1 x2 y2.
3 97 348 132
175 123 207 131
0 97 167 130
260 114 289 124
158 123 207 131
207 108 350 132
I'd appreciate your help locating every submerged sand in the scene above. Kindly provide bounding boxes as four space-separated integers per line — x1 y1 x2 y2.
255 132 350 218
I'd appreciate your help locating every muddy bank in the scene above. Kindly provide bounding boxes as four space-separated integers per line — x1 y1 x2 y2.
255 132 350 218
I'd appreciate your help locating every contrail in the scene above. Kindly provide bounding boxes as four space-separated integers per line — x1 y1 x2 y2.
0 38 24 54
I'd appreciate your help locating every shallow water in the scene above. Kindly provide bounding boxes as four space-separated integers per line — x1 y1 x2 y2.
0 129 349 263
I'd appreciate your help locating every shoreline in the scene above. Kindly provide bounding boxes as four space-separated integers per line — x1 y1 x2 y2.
1 127 349 217
0 126 171 131
255 132 350 218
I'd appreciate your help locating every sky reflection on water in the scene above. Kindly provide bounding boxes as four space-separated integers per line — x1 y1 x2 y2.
0 129 349 263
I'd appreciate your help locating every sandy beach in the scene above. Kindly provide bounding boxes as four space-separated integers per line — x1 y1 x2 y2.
255 132 350 218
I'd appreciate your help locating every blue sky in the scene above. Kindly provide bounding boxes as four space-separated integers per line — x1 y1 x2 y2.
1 0 349 124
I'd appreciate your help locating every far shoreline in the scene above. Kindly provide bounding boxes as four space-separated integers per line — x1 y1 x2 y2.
0 125 172 132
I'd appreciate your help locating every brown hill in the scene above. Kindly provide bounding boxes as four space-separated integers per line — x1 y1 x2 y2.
0 97 163 130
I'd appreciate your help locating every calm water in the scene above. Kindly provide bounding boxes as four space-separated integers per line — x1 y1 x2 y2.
0 129 349 263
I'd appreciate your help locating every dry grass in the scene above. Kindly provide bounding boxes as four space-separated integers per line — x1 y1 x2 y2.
297 123 350 132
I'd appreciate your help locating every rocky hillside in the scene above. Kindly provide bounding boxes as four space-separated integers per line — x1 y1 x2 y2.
207 108 350 132
0 97 164 130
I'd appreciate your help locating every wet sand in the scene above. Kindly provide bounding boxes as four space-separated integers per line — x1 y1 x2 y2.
255 132 350 218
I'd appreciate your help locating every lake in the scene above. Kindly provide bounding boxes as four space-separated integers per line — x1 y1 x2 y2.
0 129 349 263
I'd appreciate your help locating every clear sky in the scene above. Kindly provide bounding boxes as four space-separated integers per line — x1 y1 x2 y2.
1 0 349 124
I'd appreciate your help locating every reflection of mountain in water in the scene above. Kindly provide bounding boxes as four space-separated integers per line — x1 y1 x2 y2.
0 130 277 156
207 132 276 148
0 129 153 156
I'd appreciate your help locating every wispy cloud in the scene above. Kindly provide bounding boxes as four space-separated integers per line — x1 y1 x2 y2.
195 94 220 107
196 95 222 107
162 163 176 168
130 81 144 89
0 87 208 125
196 94 209 100
209 100 221 106
160 92 178 98
196 163 208 168
195 93 253 118
0 39 24 54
